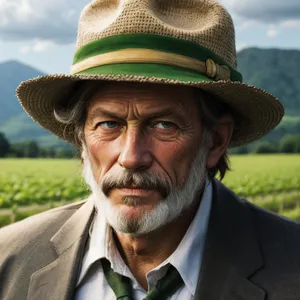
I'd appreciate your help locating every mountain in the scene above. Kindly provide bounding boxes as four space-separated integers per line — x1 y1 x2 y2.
0 61 68 147
237 48 300 116
0 61 45 124
0 48 300 146
0 113 68 147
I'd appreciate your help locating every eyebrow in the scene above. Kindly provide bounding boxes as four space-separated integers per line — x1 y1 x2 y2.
87 108 124 122
87 107 187 123
147 109 187 124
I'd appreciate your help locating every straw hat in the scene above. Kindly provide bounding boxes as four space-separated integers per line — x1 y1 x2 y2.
16 0 284 147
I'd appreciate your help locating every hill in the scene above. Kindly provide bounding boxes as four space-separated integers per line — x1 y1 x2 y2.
0 61 68 147
0 48 300 146
0 113 68 147
0 61 45 124
237 48 300 116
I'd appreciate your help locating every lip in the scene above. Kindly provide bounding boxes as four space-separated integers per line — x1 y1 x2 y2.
117 188 157 196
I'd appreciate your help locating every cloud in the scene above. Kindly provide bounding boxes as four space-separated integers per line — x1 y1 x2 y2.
281 20 300 28
220 0 300 24
20 39 54 54
235 42 249 51
266 26 279 38
0 0 90 44
1 0 299 45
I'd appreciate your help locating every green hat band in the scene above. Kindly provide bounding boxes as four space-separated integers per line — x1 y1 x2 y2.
72 34 243 82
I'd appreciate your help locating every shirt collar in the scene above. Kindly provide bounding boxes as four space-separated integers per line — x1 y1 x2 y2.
76 207 107 285
77 179 212 294
167 180 212 295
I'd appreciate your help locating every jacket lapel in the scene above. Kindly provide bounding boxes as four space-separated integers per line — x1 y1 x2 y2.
27 198 95 300
194 180 266 300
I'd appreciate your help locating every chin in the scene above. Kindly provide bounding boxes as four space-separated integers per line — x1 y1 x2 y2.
118 204 150 221
104 199 170 236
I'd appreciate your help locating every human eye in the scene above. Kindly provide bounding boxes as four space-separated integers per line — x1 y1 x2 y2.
97 121 121 129
154 121 177 129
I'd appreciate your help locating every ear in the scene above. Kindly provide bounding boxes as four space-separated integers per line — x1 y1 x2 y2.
206 114 234 169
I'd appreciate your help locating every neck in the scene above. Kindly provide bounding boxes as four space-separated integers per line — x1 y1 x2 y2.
113 194 201 290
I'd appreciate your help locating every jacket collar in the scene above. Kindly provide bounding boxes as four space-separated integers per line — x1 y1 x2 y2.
27 197 95 300
194 179 265 300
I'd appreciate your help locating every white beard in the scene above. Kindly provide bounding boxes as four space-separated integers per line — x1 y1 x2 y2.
82 131 211 236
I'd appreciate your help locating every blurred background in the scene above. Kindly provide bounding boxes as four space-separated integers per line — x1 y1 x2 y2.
0 0 299 227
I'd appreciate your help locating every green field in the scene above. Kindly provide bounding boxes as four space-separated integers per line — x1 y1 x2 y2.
0 155 300 227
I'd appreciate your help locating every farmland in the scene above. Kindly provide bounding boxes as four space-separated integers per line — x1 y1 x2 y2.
0 155 300 227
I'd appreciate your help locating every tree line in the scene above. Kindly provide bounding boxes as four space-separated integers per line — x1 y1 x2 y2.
0 132 78 158
231 134 300 154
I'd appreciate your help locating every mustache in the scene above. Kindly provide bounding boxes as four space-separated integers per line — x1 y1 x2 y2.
101 170 171 198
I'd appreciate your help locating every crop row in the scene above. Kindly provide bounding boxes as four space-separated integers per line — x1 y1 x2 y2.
1 155 300 208
1 177 299 209
1 190 300 228
0 176 90 208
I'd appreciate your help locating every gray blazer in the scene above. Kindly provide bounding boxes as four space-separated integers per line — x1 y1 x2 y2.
1 180 300 300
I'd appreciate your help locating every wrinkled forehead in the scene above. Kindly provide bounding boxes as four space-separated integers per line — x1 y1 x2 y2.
89 81 196 105
84 81 200 118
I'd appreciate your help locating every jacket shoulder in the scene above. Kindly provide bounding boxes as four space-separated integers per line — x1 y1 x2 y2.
244 200 300 297
215 179 300 236
216 180 300 295
0 200 88 300
245 199 300 238
0 200 87 254
215 180 300 260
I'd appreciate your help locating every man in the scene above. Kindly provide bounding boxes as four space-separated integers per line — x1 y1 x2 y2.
1 0 300 299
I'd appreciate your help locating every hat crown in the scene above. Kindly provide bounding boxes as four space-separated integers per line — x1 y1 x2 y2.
77 0 237 68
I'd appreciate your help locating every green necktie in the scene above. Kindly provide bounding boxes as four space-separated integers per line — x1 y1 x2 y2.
101 258 184 300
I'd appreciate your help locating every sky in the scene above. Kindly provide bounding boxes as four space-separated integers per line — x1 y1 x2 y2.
0 0 299 74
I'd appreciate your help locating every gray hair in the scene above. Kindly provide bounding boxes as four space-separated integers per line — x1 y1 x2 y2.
54 81 232 180
53 81 101 146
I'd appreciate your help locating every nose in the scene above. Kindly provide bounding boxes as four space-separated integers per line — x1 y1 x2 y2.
118 127 153 171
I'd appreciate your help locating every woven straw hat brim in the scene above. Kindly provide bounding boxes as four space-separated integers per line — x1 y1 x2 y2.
16 65 284 148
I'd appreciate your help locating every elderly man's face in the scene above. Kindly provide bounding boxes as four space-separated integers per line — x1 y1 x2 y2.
83 82 212 234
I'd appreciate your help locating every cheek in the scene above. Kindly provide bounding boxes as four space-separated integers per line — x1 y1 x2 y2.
153 139 200 188
86 134 121 181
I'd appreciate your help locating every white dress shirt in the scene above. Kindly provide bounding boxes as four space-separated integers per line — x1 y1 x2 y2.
75 181 212 300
